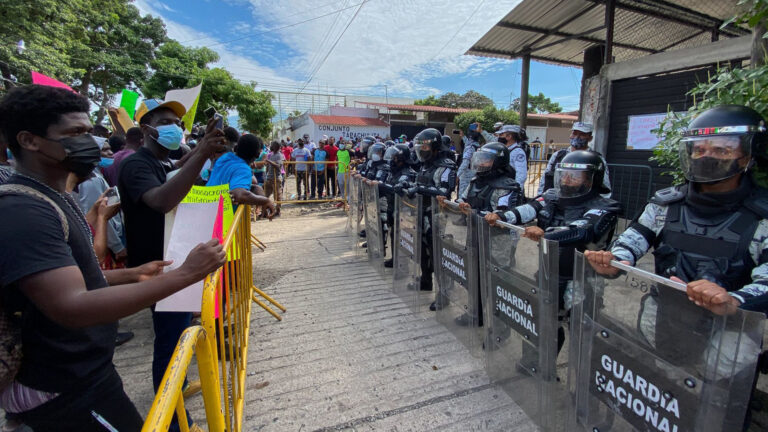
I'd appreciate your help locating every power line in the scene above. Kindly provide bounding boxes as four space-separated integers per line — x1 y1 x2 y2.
430 0 486 61
203 1 366 49
293 0 367 105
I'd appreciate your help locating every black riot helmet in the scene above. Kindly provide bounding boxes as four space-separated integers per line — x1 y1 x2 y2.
384 143 412 167
367 142 386 162
442 135 452 149
413 128 443 162
680 105 766 183
361 135 376 156
384 140 396 147
554 150 608 201
470 142 514 178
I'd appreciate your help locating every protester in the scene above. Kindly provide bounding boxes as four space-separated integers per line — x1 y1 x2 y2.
264 141 284 216
292 139 311 199
281 141 293 177
252 144 268 187
311 140 328 199
206 133 276 216
117 97 227 431
324 137 339 197
0 85 225 432
336 139 352 204
103 127 143 186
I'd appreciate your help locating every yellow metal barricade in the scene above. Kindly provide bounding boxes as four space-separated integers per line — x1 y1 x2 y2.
142 326 225 432
199 205 284 431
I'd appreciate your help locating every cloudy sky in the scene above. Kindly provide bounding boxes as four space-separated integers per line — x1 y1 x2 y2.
134 0 583 117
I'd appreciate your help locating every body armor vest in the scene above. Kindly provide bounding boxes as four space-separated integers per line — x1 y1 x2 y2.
465 175 521 212
654 200 759 291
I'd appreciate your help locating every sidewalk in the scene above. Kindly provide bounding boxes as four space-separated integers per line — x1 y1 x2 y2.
117 204 535 431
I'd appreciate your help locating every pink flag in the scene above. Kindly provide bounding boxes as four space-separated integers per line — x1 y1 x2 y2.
30 71 76 93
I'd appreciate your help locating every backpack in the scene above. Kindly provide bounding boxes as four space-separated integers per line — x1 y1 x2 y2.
0 183 69 391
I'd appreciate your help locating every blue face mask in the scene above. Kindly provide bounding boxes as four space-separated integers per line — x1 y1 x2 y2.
6 149 13 160
570 137 589 149
98 157 114 168
149 124 183 150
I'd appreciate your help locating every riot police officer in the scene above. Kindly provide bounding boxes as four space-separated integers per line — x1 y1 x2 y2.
586 105 768 314
454 142 524 212
457 123 495 195
494 125 528 192
537 122 611 197
585 105 768 428
396 128 457 300
354 135 377 178
486 150 621 352
437 142 525 323
376 143 418 267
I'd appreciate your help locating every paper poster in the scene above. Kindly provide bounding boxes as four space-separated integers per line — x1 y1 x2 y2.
627 113 668 150
156 201 219 312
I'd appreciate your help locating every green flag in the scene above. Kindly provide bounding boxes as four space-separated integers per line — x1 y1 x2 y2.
120 89 139 120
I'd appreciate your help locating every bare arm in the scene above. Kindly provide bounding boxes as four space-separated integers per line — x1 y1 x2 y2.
20 239 225 328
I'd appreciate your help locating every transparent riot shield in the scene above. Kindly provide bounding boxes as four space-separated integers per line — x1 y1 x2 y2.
432 200 482 356
392 194 422 311
568 253 765 432
362 181 385 274
478 215 565 431
346 176 366 255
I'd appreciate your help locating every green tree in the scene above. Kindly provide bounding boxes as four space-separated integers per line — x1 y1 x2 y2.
0 0 86 83
414 90 494 109
453 106 519 136
71 1 167 123
510 92 563 114
141 42 275 137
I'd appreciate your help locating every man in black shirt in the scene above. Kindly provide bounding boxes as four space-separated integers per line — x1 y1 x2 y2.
0 86 225 431
118 98 227 421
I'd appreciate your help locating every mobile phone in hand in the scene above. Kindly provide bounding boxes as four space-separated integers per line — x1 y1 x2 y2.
205 106 224 129
105 187 120 206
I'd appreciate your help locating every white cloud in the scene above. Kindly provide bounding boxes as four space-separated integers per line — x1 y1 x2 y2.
243 0 521 95
136 0 520 98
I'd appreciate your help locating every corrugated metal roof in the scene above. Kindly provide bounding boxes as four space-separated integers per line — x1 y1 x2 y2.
467 0 749 67
309 115 390 127
361 102 473 114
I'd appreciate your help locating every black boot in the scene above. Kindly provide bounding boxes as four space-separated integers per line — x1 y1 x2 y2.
384 258 393 268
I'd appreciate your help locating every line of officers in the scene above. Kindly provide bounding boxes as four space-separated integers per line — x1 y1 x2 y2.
353 105 768 355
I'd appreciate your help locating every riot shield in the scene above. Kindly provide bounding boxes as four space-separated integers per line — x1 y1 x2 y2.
392 194 422 311
477 215 565 431
432 200 482 356
568 253 765 432
346 176 366 255
362 180 385 275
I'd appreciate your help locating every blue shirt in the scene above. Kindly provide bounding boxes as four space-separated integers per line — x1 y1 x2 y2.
313 149 327 171
206 152 252 190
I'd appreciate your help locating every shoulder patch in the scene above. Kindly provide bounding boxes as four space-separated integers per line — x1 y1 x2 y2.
650 185 686 205
515 154 526 162
584 209 607 217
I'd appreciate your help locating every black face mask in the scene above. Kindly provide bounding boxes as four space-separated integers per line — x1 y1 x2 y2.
497 136 508 144
55 134 101 178
689 157 743 184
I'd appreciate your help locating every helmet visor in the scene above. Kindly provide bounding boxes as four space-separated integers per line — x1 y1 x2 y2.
554 163 594 198
384 146 398 162
414 141 433 162
679 135 752 182
470 150 495 173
